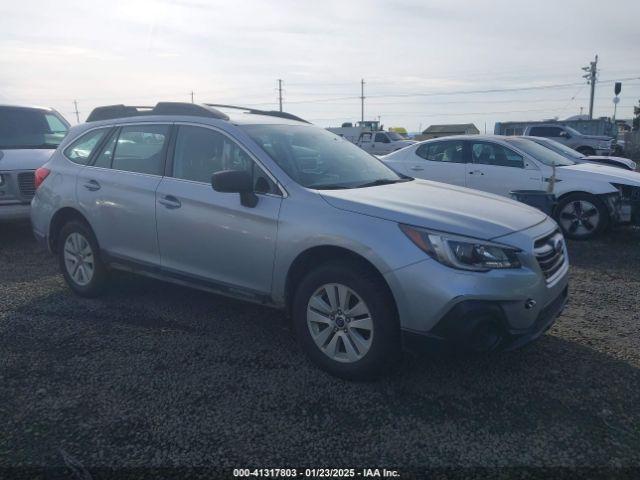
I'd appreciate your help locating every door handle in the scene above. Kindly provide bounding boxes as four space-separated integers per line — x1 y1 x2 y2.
158 195 181 209
83 180 101 191
410 166 424 171
468 170 484 176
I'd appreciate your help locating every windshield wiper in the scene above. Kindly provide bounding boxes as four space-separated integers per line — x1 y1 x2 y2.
307 183 352 190
355 178 409 188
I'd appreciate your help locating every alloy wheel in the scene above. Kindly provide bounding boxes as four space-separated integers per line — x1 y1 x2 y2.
306 283 374 363
63 232 95 286
558 200 600 237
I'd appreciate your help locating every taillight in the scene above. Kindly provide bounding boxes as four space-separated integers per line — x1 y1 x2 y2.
34 167 51 190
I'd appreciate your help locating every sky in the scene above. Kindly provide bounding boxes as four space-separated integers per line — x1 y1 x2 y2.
1 0 639 132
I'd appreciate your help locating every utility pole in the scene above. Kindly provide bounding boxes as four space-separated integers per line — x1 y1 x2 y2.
277 79 283 112
360 78 365 122
582 54 598 120
73 100 80 124
190 91 194 103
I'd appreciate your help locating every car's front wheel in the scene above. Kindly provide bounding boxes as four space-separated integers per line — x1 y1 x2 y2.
58 221 108 297
555 193 609 240
293 261 400 380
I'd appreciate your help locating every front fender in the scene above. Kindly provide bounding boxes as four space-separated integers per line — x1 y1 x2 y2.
270 192 425 305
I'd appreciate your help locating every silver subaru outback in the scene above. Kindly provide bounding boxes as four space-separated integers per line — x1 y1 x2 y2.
31 103 569 379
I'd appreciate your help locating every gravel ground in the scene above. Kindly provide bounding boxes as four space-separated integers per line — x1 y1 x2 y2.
1 222 639 477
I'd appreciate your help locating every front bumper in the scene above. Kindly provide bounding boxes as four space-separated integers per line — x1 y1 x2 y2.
384 220 569 354
402 286 568 355
0 202 31 222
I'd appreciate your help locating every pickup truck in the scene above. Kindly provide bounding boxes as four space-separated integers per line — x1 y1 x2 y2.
523 124 613 156
327 124 416 155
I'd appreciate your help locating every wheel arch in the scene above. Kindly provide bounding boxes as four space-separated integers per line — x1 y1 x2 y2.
284 245 398 318
49 207 96 252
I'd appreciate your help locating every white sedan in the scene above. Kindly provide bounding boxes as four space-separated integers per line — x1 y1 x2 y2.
381 135 640 240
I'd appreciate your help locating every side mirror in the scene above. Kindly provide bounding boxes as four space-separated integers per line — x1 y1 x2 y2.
559 131 569 138
211 170 258 207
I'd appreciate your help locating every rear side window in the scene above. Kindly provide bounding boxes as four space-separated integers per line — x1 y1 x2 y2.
111 125 169 175
93 131 118 169
416 141 465 163
64 129 109 165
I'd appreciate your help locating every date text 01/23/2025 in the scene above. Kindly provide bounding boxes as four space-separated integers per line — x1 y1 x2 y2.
233 468 401 478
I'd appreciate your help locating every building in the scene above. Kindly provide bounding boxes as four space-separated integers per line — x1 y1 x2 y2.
415 123 479 141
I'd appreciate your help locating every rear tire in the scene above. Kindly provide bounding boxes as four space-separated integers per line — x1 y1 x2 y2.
555 193 609 240
292 260 400 380
58 221 108 297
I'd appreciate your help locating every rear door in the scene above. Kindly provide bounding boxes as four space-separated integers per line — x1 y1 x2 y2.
155 124 282 296
466 140 542 196
403 140 467 186
76 123 170 266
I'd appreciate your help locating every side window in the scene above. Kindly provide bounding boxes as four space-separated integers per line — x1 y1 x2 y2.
63 129 109 165
416 141 465 163
547 127 563 137
472 143 524 168
45 114 68 134
93 130 118 169
172 126 277 194
374 133 389 143
360 133 372 142
111 125 168 175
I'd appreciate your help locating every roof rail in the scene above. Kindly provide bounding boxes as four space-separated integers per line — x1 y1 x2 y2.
205 104 310 124
86 102 230 122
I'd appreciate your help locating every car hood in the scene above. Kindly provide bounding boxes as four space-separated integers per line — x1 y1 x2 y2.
0 148 55 171
558 162 640 186
319 179 547 240
581 155 637 170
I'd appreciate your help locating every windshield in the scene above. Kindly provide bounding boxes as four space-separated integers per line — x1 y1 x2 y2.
242 124 407 189
504 137 576 167
531 137 584 160
387 131 405 141
0 107 69 149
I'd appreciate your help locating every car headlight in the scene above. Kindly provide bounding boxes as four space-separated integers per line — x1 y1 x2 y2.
400 224 522 271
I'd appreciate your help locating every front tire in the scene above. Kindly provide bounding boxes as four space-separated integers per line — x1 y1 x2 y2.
292 261 400 380
555 193 609 240
58 221 108 297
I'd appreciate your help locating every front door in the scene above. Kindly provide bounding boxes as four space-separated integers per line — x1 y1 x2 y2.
155 124 282 296
466 140 542 197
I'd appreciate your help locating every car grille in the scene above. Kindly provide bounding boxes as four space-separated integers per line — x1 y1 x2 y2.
534 229 567 285
17 171 36 198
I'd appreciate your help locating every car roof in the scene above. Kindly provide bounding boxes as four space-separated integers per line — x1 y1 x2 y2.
0 103 55 112
84 102 309 127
